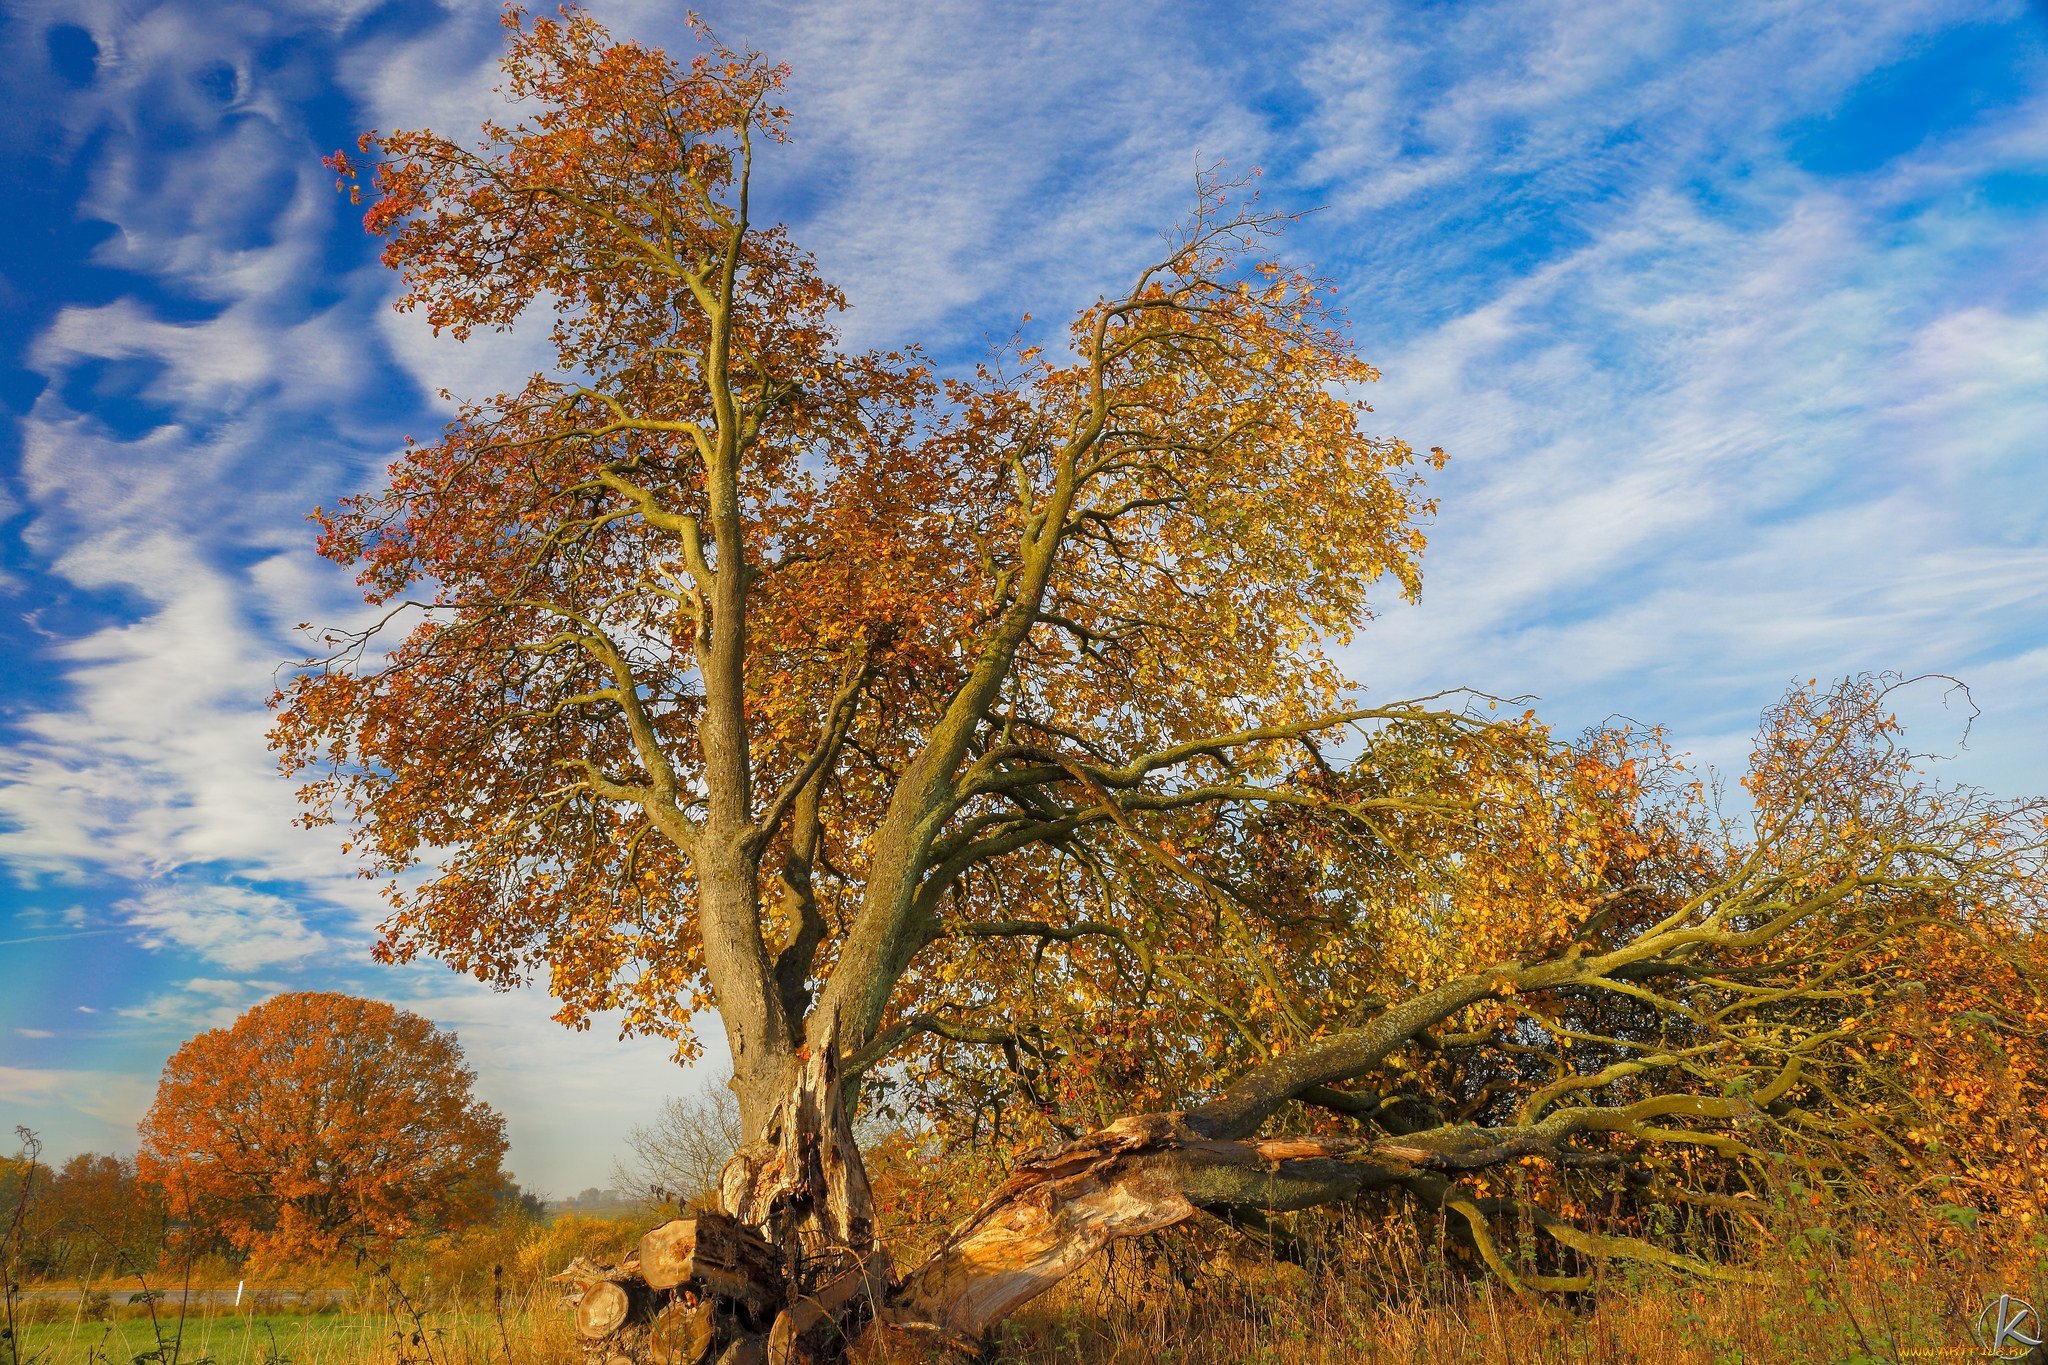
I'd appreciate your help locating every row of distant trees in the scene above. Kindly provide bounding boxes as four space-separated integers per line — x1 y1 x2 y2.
0 1148 166 1281
5 992 554 1278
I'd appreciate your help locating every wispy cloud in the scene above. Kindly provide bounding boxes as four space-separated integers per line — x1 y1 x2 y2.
0 1065 159 1150
1315 7 2048 794
0 928 125 947
111 974 286 1029
122 884 336 970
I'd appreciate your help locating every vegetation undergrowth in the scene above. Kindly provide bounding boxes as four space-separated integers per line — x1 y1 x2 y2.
9 1127 2048 1364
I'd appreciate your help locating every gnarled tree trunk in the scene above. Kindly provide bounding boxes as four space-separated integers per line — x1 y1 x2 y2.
721 1017 875 1265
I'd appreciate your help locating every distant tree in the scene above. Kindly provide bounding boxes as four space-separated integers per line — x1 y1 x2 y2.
611 1078 747 1211
486 1173 549 1223
30 1154 170 1279
136 992 509 1268
4 1128 45 1355
0 1144 48 1270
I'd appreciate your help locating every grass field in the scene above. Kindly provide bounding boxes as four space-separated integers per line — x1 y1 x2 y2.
12 1262 2040 1365
7 1255 2041 1365
14 1313 513 1364
8 1198 2044 1363
11 1309 573 1364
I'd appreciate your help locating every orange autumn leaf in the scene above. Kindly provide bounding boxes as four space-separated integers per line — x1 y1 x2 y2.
136 992 510 1270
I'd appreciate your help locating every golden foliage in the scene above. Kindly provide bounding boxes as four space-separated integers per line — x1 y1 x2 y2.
136 992 510 1269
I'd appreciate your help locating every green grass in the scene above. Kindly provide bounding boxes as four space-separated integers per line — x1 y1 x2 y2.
12 1310 540 1364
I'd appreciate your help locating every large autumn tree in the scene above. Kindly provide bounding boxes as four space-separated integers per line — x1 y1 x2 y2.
137 992 509 1268
278 10 2048 1356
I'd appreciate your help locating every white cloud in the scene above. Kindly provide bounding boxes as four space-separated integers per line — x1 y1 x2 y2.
0 1066 158 1155
377 971 729 1197
0 1065 86 1102
122 884 336 970
1293 0 2014 220
1333 37 2048 793
0 523 369 894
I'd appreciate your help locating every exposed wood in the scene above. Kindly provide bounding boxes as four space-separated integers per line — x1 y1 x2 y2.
577 1281 634 1340
638 1220 701 1289
640 1213 781 1314
648 1297 720 1364
896 1112 1492 1335
722 1015 875 1261
899 1114 1200 1337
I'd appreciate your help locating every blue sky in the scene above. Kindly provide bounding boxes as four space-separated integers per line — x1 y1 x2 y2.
1 0 2044 1198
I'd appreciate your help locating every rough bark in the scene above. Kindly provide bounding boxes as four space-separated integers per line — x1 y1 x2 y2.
893 1112 1419 1337
696 855 794 1146
720 1015 875 1266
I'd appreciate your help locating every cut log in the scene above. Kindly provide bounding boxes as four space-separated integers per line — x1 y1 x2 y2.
648 1297 719 1365
577 1280 634 1340
550 1254 646 1289
639 1213 782 1315
766 1249 894 1361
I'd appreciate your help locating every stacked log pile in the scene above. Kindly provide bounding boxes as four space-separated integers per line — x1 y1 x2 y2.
550 1213 917 1363
551 1212 780 1363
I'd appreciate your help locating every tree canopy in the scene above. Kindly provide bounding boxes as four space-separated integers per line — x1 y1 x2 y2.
137 992 509 1268
278 9 2048 1354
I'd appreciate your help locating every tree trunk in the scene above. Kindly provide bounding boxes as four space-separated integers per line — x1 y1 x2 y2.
555 1028 889 1360
720 1014 876 1264
897 1113 1422 1339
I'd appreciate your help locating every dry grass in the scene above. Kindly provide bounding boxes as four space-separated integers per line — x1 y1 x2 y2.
13 1236 2043 1364
11 1188 2047 1363
982 1205 2048 1364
